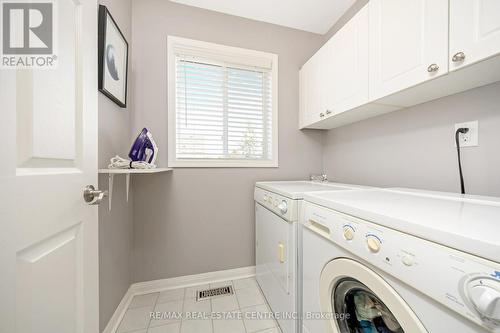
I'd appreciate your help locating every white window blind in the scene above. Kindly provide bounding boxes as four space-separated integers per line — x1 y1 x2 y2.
173 51 275 165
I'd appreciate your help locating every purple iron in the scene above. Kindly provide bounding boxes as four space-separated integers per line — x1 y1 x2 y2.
129 128 158 165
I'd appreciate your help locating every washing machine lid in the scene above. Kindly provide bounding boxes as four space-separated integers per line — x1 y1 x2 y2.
303 188 500 263
255 180 368 199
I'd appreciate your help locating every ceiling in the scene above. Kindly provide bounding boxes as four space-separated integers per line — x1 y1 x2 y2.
169 0 357 35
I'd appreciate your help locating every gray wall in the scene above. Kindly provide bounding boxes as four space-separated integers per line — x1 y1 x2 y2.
130 0 324 282
98 0 133 330
323 82 500 196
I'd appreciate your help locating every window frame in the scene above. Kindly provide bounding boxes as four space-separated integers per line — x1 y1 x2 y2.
167 36 279 168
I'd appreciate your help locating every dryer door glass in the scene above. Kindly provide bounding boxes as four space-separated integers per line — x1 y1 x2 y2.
332 278 404 333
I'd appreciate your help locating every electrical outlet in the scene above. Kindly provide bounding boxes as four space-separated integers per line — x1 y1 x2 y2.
455 121 479 147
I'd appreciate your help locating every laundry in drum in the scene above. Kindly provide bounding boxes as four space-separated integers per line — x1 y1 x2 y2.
108 128 159 169
350 291 403 333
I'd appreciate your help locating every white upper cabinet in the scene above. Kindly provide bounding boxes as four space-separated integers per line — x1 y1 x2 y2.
369 0 449 101
299 52 322 127
299 0 500 129
298 65 308 128
299 4 368 128
299 42 331 127
450 0 500 71
329 4 369 116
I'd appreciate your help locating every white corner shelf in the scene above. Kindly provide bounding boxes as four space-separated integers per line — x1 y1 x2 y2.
98 168 173 210
98 168 173 174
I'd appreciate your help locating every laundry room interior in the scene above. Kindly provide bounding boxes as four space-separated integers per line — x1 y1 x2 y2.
3 0 500 333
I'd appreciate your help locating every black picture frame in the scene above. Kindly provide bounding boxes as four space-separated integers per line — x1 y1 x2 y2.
98 5 128 108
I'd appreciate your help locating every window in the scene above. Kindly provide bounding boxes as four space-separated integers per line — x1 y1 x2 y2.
167 36 278 167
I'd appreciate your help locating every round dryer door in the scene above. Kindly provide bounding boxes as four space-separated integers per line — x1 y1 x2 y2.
319 258 428 333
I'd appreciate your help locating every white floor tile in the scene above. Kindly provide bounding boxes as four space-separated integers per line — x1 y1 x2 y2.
209 280 233 289
113 276 277 333
183 298 211 314
180 319 213 333
117 305 154 333
157 289 185 304
147 322 181 333
232 277 258 290
184 284 209 299
211 295 239 313
129 293 159 309
149 300 183 328
235 285 266 308
242 304 276 333
212 317 245 333
258 327 281 333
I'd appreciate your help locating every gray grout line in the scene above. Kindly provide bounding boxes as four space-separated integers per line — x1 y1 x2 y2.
210 290 214 333
146 292 160 332
179 289 186 333
232 278 252 333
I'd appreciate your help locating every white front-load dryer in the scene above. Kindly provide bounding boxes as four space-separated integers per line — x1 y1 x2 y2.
301 200 499 333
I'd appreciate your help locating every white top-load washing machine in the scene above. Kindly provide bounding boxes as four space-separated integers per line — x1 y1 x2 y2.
254 181 368 333
301 188 500 333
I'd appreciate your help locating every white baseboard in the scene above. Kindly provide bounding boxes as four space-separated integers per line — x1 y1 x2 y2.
103 266 255 333
131 265 256 295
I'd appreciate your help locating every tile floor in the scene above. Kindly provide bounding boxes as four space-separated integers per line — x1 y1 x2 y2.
116 277 282 333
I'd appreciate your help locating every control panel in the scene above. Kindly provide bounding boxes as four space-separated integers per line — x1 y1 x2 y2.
302 201 500 332
254 187 297 222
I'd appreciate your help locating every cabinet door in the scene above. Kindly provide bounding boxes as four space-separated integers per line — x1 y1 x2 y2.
299 66 308 128
299 59 317 127
299 51 326 127
369 0 449 101
329 4 369 114
450 0 500 71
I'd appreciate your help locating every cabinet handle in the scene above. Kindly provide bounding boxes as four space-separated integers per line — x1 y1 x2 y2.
427 64 439 73
325 110 332 115
319 112 325 117
452 52 466 63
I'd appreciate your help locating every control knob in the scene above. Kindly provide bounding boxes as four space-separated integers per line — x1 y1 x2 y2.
467 278 500 320
366 235 381 253
278 200 288 215
343 226 355 241
401 254 415 266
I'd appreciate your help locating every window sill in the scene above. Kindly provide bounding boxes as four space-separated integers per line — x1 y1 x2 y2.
168 160 279 168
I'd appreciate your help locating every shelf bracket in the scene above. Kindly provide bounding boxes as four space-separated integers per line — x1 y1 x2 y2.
108 174 114 211
98 168 172 211
125 174 130 202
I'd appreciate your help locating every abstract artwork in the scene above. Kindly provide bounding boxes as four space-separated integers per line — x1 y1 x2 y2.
98 5 128 108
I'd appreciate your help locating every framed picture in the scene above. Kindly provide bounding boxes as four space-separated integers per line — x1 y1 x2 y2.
98 5 128 108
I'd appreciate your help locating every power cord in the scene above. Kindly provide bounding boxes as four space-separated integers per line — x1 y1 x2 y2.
455 128 469 194
108 155 157 169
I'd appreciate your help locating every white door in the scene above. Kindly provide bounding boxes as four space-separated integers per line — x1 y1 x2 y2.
450 0 500 71
0 0 99 332
255 203 295 333
369 0 449 101
255 204 290 294
329 3 369 115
